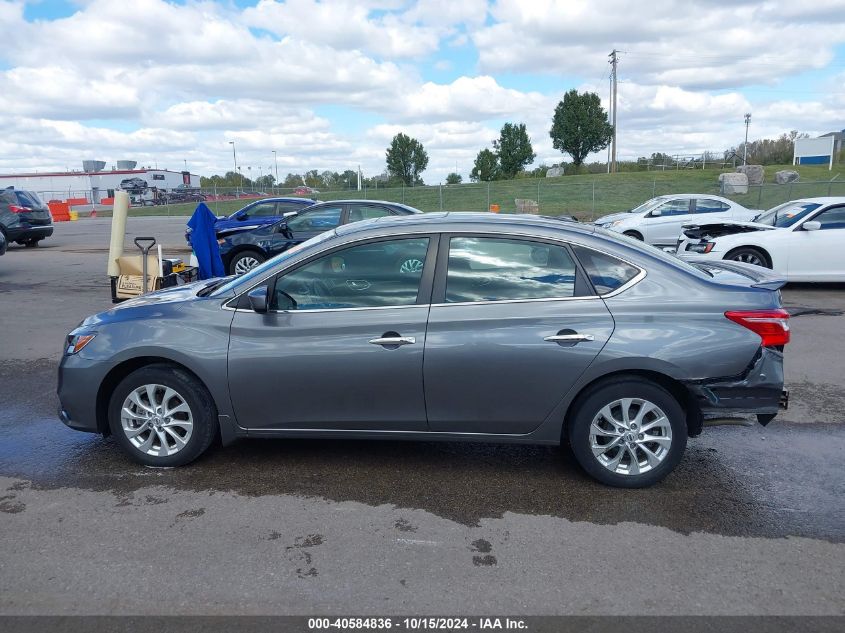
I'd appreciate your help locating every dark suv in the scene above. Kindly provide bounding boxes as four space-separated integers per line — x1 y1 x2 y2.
0 188 54 247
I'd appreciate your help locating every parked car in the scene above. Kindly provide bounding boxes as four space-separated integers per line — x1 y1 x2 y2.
675 197 845 281
166 185 206 203
294 186 319 195
185 197 318 245
594 194 759 248
219 200 423 275
0 187 54 247
119 177 148 192
58 213 790 488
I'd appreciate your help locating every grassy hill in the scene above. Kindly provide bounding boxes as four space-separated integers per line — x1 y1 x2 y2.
109 163 843 220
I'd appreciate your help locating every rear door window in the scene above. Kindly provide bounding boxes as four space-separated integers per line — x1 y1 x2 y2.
15 191 43 208
572 245 641 295
445 236 576 303
347 204 392 223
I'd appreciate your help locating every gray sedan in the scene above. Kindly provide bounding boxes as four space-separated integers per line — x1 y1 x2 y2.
58 213 790 487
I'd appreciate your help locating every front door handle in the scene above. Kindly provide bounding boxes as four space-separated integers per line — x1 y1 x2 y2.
544 333 595 343
369 336 416 346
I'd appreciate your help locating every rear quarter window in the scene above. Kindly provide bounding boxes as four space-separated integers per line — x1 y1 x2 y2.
572 245 641 295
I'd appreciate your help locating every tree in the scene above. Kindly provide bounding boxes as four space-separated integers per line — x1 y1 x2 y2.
340 169 358 189
386 133 429 186
282 173 303 188
470 149 500 182
493 122 536 178
445 172 462 184
550 90 613 167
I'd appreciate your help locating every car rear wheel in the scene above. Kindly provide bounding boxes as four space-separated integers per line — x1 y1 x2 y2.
568 377 687 488
230 250 266 275
108 364 217 467
725 246 770 268
24 239 41 248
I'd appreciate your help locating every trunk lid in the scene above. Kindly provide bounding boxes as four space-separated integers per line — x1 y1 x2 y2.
686 257 787 291
14 191 52 225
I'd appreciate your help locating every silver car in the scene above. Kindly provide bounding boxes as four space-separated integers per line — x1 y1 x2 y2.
58 213 790 487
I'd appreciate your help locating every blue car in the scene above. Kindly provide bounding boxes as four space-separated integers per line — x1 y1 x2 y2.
218 200 422 275
186 197 317 244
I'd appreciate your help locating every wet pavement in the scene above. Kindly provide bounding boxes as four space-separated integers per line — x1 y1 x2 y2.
1 218 844 615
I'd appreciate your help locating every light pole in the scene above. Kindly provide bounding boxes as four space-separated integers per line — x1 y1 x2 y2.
272 150 279 187
228 141 238 196
743 113 751 165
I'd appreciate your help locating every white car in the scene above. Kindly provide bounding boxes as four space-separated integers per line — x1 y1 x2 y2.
594 194 759 248
675 197 845 282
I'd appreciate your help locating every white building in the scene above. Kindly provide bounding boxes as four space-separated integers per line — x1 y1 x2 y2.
0 166 199 203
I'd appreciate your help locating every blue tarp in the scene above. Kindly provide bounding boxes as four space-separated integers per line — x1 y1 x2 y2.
187 202 225 280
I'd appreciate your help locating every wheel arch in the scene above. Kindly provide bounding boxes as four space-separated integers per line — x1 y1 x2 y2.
622 229 644 241
95 356 233 443
562 369 703 441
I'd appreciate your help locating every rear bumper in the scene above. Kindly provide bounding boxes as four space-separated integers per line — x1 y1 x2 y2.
684 347 786 421
7 224 54 242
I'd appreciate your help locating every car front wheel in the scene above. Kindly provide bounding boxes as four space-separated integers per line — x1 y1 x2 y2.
725 246 770 268
568 377 687 488
230 250 266 275
108 364 217 467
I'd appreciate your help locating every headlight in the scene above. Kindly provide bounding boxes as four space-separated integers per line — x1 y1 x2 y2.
601 220 622 229
686 241 715 254
65 330 97 355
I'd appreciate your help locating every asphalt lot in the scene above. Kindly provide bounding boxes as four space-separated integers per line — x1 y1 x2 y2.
0 217 843 615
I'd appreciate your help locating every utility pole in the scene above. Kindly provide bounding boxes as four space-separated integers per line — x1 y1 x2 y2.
743 113 751 165
228 141 238 194
272 150 279 185
609 49 618 173
606 72 612 173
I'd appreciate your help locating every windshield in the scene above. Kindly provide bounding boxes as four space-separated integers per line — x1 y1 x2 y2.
210 229 338 296
753 202 821 227
629 196 668 214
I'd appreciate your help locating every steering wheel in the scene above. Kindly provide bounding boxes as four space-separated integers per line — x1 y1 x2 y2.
308 279 333 306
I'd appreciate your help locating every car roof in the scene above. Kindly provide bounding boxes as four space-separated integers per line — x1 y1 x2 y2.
334 211 599 238
785 197 845 204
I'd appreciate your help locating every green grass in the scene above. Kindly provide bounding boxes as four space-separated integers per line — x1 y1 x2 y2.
96 164 843 221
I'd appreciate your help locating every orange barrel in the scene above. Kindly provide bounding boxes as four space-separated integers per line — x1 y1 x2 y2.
489 203 500 213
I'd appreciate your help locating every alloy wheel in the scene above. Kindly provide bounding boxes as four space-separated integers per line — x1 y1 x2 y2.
731 252 765 267
121 384 194 457
589 398 672 476
399 258 424 274
234 256 261 275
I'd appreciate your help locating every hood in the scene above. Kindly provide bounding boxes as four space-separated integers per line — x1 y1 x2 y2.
681 221 776 240
594 211 634 225
79 278 231 327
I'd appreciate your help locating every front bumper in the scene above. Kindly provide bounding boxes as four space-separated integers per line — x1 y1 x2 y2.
684 347 786 423
57 353 108 434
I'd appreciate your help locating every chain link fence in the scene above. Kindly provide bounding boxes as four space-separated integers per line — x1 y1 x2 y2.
33 176 845 221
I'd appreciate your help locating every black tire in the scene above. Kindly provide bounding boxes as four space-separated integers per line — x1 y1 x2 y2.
229 250 266 275
724 246 770 269
623 230 644 241
24 239 41 248
568 376 687 488
108 364 217 467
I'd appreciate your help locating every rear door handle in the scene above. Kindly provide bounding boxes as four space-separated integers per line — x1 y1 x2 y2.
369 336 416 346
544 334 595 343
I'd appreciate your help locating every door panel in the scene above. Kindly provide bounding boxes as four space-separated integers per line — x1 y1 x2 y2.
424 300 614 434
643 199 692 246
228 307 429 430
788 207 845 280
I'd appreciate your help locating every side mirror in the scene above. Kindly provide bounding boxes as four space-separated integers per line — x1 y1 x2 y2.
802 221 821 231
247 286 268 313
650 208 662 217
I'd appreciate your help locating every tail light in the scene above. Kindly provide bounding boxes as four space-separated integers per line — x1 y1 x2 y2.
9 205 31 214
725 309 790 347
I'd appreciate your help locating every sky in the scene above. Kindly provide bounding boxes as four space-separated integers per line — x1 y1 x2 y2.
1 0 844 183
